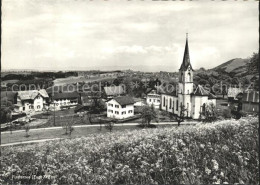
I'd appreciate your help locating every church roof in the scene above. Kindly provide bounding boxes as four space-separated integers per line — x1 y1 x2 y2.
179 35 193 71
193 85 209 96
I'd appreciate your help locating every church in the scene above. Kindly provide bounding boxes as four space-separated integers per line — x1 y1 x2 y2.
160 35 216 119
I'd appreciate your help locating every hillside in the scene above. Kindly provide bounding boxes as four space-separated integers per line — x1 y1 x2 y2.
1 117 258 184
212 58 250 76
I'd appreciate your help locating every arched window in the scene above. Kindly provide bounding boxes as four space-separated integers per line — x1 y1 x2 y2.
188 72 191 82
202 103 206 115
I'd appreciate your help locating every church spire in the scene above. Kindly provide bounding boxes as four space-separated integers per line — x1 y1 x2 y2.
179 33 193 71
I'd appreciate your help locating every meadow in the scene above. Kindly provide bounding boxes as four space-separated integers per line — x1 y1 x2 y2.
1 117 258 184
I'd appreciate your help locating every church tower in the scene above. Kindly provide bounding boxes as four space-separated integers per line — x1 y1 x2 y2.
178 34 194 117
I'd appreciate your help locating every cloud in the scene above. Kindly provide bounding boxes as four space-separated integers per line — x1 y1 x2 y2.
1 0 258 71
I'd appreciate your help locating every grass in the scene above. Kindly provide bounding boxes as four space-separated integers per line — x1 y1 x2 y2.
1 117 258 184
1 123 178 145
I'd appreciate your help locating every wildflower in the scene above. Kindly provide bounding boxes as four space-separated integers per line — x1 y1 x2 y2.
205 167 211 175
212 159 219 171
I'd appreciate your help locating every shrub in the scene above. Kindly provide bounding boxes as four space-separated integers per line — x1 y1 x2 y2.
1 117 258 184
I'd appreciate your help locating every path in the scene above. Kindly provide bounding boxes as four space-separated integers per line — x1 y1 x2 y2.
1 121 198 135
1 138 63 147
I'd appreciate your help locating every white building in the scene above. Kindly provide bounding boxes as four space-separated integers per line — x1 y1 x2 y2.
107 96 135 119
160 35 217 119
146 90 161 109
15 89 49 112
51 92 80 110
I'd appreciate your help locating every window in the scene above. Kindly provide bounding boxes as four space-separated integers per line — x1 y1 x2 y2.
188 72 191 82
37 105 41 109
163 97 166 106
115 105 119 108
149 99 152 102
176 100 178 111
128 110 133 113
108 103 113 107
122 105 126 108
169 100 172 109
157 99 160 103
153 99 156 102
115 111 119 115
108 109 113 113
172 101 174 112
122 111 126 115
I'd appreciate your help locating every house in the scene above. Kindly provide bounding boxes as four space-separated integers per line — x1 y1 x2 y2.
104 85 125 99
15 89 49 112
242 90 259 113
227 87 243 102
107 96 135 119
146 90 161 109
160 35 217 119
51 92 80 110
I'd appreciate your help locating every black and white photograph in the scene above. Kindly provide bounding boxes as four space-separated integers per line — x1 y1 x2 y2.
0 0 259 184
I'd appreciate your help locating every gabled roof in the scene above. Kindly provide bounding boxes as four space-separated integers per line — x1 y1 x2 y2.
193 85 210 96
227 87 243 98
52 92 79 100
104 85 125 96
111 96 135 106
17 89 49 100
242 91 259 103
179 36 193 71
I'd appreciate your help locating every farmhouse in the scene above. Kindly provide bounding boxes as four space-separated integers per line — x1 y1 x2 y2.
51 92 80 109
107 96 135 119
160 35 216 119
15 89 49 112
242 90 259 113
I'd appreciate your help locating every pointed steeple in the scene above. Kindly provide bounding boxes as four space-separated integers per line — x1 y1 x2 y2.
179 33 193 71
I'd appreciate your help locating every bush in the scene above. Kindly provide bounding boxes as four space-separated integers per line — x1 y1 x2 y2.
1 117 258 184
222 109 232 119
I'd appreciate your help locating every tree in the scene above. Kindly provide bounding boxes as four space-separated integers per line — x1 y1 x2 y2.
105 119 116 133
89 95 105 114
176 105 186 126
247 52 259 74
63 121 74 137
204 103 218 123
140 105 158 127
24 125 30 137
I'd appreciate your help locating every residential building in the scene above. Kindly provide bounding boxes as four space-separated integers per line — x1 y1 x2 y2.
51 92 80 110
107 96 135 119
15 89 49 112
160 35 217 119
227 87 243 102
242 90 259 113
146 90 161 109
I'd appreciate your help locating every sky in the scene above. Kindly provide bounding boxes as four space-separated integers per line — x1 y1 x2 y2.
1 0 258 72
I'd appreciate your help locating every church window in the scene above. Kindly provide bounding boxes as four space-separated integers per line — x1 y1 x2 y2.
202 103 206 115
188 72 191 82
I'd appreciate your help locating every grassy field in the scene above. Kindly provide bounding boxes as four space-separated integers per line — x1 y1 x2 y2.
1 117 258 184
1 123 177 144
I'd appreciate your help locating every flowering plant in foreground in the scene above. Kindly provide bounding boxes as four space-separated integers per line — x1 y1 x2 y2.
1 117 258 184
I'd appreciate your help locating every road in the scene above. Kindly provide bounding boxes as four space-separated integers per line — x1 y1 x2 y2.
1 121 198 135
